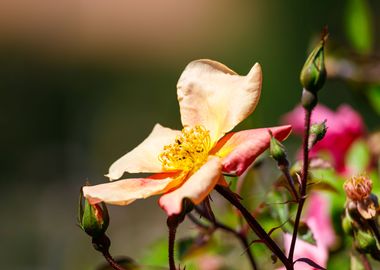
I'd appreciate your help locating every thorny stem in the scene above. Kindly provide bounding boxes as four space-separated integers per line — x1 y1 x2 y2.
215 185 293 270
167 216 179 270
102 250 126 270
191 208 258 270
288 108 312 263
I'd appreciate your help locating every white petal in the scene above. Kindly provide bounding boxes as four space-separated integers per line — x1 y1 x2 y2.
83 172 184 206
177 59 262 142
107 124 181 180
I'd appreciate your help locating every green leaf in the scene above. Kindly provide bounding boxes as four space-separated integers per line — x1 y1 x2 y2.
307 180 339 194
367 85 380 115
345 0 373 54
345 139 370 174
298 221 317 246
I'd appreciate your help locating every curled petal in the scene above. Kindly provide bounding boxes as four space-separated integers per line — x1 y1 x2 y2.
177 59 262 143
213 125 292 176
107 124 181 180
83 172 184 206
159 156 222 215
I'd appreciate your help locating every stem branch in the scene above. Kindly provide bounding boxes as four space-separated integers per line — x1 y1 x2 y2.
215 185 293 270
288 109 312 263
102 250 126 270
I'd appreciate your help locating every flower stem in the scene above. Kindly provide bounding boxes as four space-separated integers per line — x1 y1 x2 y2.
215 185 293 270
191 208 258 270
167 216 179 270
101 250 126 270
92 234 126 270
288 108 312 263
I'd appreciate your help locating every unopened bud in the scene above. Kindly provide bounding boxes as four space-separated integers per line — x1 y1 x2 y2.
300 34 327 93
78 188 109 238
309 120 328 148
269 131 288 167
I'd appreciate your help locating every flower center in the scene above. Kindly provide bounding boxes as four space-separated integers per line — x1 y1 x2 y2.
159 125 211 172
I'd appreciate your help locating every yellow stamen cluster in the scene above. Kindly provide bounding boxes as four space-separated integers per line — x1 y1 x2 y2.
159 125 211 172
344 175 373 201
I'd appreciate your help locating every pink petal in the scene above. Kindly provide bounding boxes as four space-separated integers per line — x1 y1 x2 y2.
306 193 336 249
107 124 181 180
177 59 262 143
282 104 364 173
282 233 328 270
159 156 222 215
213 125 292 176
83 172 184 206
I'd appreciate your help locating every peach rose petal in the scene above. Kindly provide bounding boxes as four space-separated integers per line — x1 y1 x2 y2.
213 125 292 176
83 172 184 206
107 124 181 180
177 59 262 143
159 156 222 216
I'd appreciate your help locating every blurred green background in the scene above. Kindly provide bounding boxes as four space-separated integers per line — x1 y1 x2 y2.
1 0 380 269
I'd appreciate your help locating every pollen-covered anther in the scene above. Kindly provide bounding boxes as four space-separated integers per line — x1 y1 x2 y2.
344 175 373 201
159 125 211 172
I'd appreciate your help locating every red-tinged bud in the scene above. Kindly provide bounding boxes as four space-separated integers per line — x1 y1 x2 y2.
78 187 109 238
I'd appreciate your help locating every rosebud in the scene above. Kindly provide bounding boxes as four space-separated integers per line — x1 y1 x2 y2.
78 188 109 238
309 120 327 149
269 131 288 167
300 37 327 93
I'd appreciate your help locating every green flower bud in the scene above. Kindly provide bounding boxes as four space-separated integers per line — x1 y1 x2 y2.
354 230 377 253
269 131 288 167
309 120 327 148
78 188 109 238
300 37 327 93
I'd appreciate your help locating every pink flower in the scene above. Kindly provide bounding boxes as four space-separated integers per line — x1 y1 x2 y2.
279 194 336 270
283 104 364 173
83 59 292 216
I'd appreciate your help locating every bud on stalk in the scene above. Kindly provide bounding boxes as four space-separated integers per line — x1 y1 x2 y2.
78 187 109 238
300 34 327 93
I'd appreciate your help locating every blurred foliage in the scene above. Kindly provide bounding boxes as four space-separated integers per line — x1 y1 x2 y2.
345 0 373 54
